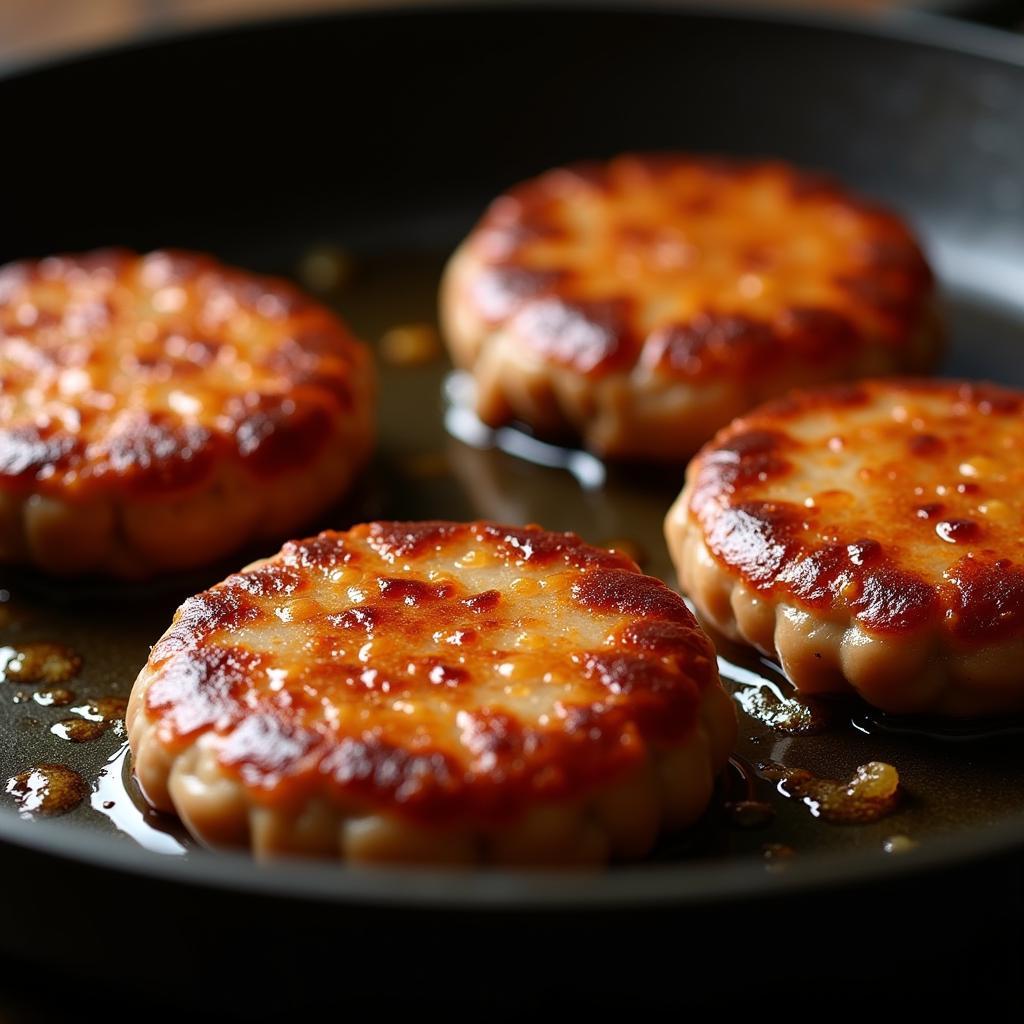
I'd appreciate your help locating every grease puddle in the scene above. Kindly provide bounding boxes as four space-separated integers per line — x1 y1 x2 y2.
716 649 838 735
759 760 901 824
5 763 89 817
90 744 188 856
444 372 607 491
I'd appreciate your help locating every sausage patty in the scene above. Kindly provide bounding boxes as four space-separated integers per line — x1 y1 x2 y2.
127 520 735 864
666 379 1024 716
442 154 940 459
0 249 374 577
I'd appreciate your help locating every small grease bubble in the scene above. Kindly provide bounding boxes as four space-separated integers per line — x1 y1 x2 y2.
726 800 775 828
51 719 109 743
5 763 89 816
295 245 353 293
379 324 442 366
599 538 647 567
34 686 76 707
883 834 917 854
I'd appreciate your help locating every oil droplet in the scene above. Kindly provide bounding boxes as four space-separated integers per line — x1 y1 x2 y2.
759 761 900 824
0 642 82 685
599 538 647 567
33 686 76 707
5 763 89 816
731 681 835 735
958 455 998 479
71 696 128 722
977 499 1009 522
51 719 109 743
727 800 775 828
379 324 441 366
883 834 917 854
935 518 980 544
295 244 353 293
763 843 796 867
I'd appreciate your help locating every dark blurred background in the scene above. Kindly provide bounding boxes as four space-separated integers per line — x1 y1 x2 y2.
0 0 1022 72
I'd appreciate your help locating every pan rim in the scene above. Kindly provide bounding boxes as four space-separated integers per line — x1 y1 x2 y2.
0 0 1022 85
1 0 1023 909
3 798 1024 909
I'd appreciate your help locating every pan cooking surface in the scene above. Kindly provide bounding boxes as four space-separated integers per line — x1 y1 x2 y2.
1 4 1023 906
3 246 1024 892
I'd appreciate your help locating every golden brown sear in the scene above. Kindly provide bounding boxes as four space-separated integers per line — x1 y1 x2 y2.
667 379 1024 717
442 154 940 459
0 250 375 577
127 520 735 865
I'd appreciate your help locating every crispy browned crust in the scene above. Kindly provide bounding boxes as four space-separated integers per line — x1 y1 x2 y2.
666 378 1024 716
441 154 941 458
0 250 375 576
128 520 736 863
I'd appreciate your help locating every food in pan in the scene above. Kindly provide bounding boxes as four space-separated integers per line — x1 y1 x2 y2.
666 379 1024 717
127 520 736 864
441 154 940 459
0 249 375 578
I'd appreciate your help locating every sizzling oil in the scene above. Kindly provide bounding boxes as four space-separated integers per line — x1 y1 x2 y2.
51 719 108 743
759 760 901 824
5 763 89 816
33 686 76 707
0 642 81 686
89 744 188 856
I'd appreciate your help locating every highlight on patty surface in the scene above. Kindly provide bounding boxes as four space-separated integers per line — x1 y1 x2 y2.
441 154 940 459
667 379 1024 717
127 520 735 865
0 249 375 578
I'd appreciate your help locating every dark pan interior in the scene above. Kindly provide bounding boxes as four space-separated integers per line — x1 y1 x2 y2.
2 3 1024 1005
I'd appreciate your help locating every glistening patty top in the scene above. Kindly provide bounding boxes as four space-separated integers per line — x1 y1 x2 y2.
686 379 1024 644
0 249 370 498
450 155 934 379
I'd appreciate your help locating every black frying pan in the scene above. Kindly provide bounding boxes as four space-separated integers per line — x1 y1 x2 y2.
2 3 1024 1011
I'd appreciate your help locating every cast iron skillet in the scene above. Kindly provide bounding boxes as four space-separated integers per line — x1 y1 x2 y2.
1 2 1024 1008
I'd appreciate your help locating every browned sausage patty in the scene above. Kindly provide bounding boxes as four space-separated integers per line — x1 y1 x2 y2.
442 154 940 459
667 379 1024 717
0 249 374 577
128 520 735 864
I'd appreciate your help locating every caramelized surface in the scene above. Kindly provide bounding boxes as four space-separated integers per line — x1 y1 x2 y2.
688 380 1024 642
138 521 718 822
0 249 369 497
454 155 934 378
